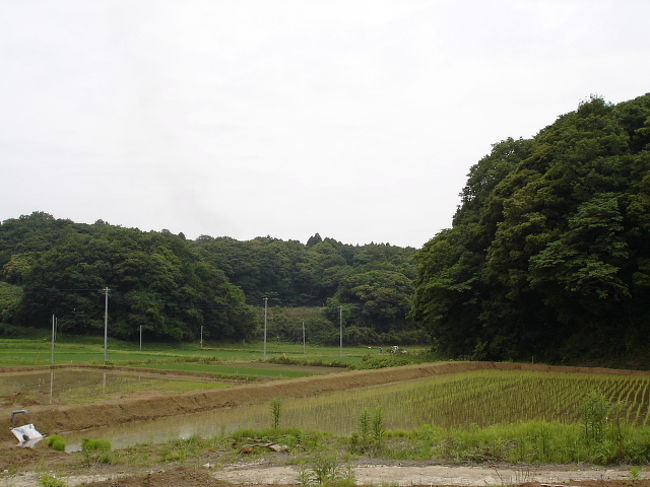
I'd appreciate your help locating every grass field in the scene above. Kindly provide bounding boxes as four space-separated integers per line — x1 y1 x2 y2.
0 333 416 379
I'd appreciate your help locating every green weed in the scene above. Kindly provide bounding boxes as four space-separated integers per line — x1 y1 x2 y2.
629 466 641 482
39 473 67 487
81 438 112 465
372 409 385 450
45 435 66 452
580 391 609 443
271 397 282 429
297 455 355 486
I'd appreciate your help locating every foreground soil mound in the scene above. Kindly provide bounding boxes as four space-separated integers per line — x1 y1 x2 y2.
83 467 228 487
6 361 650 435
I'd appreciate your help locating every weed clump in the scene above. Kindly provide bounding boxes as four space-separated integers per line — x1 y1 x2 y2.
81 438 112 464
359 409 370 445
297 455 355 486
580 391 610 443
45 435 66 452
39 473 67 487
371 409 385 448
271 397 282 429
352 409 385 454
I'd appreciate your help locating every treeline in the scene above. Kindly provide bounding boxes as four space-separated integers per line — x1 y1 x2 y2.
194 234 416 332
413 94 650 364
0 213 418 343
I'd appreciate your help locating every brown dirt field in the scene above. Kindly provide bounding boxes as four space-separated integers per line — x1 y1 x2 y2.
0 364 259 382
5 361 650 437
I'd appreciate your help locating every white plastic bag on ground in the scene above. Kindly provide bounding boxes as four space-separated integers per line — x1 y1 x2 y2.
11 424 43 446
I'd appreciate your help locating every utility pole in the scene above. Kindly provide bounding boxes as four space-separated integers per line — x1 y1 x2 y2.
339 305 343 358
263 297 268 360
200 325 203 349
139 325 142 352
302 321 306 354
51 314 55 365
103 287 109 364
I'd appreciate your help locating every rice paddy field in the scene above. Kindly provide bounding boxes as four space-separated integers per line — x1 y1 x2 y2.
51 367 650 451
2 333 650 459
0 368 231 406
274 369 650 431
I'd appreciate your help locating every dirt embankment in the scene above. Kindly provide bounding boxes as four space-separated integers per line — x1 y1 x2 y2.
6 361 650 436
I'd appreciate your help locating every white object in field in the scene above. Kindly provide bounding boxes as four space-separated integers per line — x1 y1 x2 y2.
11 424 43 445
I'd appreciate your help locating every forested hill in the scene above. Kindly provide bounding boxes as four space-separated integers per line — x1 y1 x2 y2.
0 213 416 341
414 94 650 364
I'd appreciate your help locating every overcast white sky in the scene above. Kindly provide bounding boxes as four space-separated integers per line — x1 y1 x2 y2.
1 1 648 248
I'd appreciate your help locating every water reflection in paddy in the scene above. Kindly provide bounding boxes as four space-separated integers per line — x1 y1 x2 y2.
0 369 226 406
63 397 351 451
62 381 417 451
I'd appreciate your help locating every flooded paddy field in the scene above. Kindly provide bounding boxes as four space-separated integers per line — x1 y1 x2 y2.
54 364 650 451
0 368 230 407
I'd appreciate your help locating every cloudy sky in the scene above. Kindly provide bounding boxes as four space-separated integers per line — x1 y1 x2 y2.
1 1 648 248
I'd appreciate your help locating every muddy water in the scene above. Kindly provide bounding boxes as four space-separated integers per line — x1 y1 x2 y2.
63 402 270 450
0 369 221 406
62 392 357 451
61 382 407 451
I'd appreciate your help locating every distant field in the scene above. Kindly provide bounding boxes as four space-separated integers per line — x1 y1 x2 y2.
0 335 408 379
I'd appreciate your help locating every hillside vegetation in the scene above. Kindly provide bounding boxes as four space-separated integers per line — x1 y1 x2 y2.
414 94 650 365
0 214 417 343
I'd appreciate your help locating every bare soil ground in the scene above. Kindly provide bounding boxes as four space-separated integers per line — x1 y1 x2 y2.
4 361 650 437
1 464 649 487
213 462 650 486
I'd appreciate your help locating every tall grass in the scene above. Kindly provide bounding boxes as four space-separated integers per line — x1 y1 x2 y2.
388 420 650 464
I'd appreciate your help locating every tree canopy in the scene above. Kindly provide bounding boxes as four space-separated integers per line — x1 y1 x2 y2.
413 94 650 363
0 214 417 341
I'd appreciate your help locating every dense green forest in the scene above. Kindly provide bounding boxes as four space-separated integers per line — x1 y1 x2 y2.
413 94 650 364
0 213 418 343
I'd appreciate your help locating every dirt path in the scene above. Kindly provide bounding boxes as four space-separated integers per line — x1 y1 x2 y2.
214 463 650 486
1 463 648 487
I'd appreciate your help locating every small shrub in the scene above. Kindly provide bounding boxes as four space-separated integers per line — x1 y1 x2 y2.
81 438 112 464
298 455 354 486
629 466 641 482
271 397 282 429
45 435 66 452
580 392 609 443
354 355 410 369
359 410 370 444
372 409 385 449
39 474 67 487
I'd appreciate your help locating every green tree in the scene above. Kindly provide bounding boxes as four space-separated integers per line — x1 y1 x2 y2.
414 93 650 362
